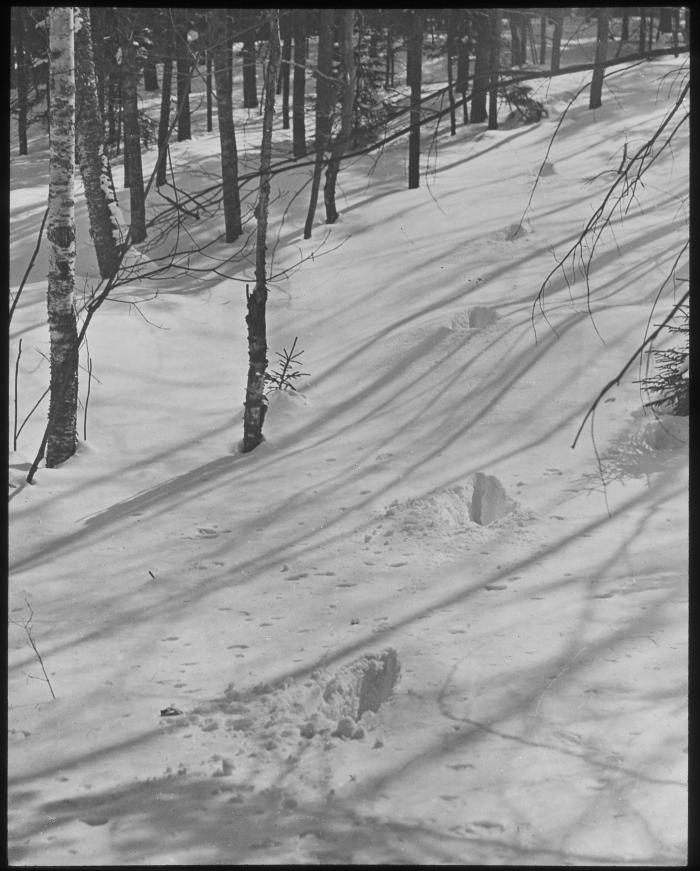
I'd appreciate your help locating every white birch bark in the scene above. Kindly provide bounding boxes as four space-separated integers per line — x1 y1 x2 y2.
46 6 78 467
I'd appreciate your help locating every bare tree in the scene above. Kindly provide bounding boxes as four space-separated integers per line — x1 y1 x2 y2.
303 8 334 238
324 9 356 223
407 11 423 189
488 9 501 130
46 6 78 467
551 10 563 72
589 9 609 109
118 9 147 243
243 11 281 452
210 10 243 242
75 7 125 279
156 14 173 188
292 10 307 157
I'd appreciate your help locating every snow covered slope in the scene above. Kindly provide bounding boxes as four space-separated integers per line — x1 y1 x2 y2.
8 44 688 865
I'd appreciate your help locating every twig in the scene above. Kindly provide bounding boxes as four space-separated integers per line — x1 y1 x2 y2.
83 352 92 441
9 204 50 325
13 339 22 451
11 599 56 700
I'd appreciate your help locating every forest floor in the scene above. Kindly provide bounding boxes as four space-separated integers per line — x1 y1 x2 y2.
8 23 688 866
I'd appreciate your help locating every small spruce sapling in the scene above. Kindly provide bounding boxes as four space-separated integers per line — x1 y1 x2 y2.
264 336 309 395
640 305 689 415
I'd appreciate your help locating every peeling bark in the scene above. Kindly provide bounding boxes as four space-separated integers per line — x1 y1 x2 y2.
46 6 78 467
243 11 280 453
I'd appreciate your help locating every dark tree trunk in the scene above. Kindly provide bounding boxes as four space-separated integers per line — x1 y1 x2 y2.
75 6 124 279
471 11 490 123
303 8 334 238
324 9 356 223
292 10 307 157
639 12 647 55
14 7 28 155
243 11 280 454
518 16 528 66
206 48 213 132
406 12 423 190
156 22 173 187
487 9 500 131
539 14 547 64
280 18 292 129
589 8 609 110
242 34 258 108
621 10 629 42
176 15 192 141
550 10 563 72
446 11 457 135
456 14 470 124
210 10 242 242
509 14 521 67
386 27 395 88
143 59 158 91
119 13 147 242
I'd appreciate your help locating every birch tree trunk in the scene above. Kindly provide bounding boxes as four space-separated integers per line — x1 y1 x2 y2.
46 6 78 467
75 6 125 279
243 11 280 453
303 8 334 238
589 9 609 110
324 9 356 223
210 10 243 242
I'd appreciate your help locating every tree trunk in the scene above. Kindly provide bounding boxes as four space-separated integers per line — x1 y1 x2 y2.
303 8 334 238
446 11 457 135
487 9 500 130
176 15 192 140
589 8 609 110
292 10 307 157
14 7 29 155
639 12 646 55
550 10 563 72
471 11 490 123
280 21 292 129
324 9 356 223
539 14 547 64
385 26 394 88
456 14 470 124
156 21 173 187
407 12 423 190
206 48 213 132
46 6 79 467
119 13 147 242
242 33 258 108
621 10 629 42
509 14 521 67
243 10 280 453
107 72 120 150
75 7 125 279
210 10 242 242
143 59 158 91
518 16 528 66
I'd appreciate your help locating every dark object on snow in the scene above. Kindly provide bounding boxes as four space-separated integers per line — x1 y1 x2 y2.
160 706 183 717
471 472 508 525
357 648 401 718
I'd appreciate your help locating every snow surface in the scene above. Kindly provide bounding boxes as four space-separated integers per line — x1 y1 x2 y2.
9 27 688 866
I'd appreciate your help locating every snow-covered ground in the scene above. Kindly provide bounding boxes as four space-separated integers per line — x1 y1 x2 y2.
9 27 688 866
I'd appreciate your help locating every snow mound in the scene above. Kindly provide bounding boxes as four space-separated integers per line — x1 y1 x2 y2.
379 485 476 537
173 649 401 777
597 412 689 482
